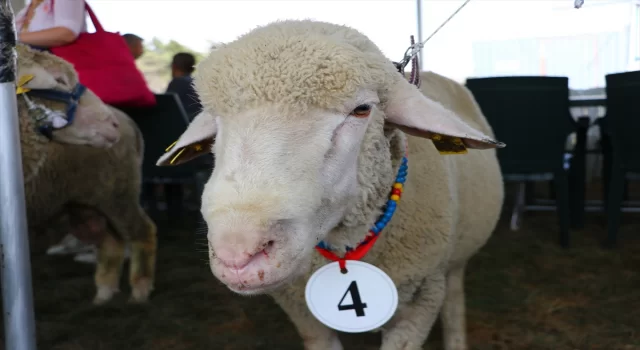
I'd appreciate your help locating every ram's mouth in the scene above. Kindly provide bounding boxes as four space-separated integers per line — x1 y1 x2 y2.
228 278 289 295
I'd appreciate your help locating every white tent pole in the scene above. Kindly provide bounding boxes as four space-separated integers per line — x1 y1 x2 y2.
416 0 423 65
0 1 38 350
10 0 24 12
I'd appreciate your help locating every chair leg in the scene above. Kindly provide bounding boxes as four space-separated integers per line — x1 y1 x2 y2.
623 179 629 202
569 120 588 230
525 181 535 204
600 130 612 212
605 161 625 248
510 182 526 231
165 183 185 224
141 182 159 218
553 171 571 248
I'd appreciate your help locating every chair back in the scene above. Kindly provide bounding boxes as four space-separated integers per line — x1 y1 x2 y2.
604 70 640 171
465 76 575 175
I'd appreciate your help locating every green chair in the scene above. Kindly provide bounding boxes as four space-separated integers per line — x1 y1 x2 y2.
466 76 577 247
114 93 213 220
599 70 640 247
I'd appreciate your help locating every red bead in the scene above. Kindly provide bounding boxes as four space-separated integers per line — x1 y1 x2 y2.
392 188 402 195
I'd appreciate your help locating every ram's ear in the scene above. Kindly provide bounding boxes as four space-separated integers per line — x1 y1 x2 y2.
156 111 217 166
383 78 505 154
18 66 59 90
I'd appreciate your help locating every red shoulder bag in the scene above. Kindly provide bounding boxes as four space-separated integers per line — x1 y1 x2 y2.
49 1 156 108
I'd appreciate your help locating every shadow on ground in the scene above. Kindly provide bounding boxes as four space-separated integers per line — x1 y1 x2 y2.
1 183 639 350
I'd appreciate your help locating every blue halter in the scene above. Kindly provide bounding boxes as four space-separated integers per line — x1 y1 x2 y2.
26 83 87 138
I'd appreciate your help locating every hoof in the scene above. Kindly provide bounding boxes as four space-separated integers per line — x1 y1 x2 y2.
129 278 153 303
93 285 120 305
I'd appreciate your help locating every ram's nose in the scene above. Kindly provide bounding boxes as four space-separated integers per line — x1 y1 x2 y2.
214 240 275 272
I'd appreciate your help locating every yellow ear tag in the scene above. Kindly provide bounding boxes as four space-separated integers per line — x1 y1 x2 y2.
165 140 178 152
431 133 468 155
167 143 206 165
16 74 34 95
169 147 186 165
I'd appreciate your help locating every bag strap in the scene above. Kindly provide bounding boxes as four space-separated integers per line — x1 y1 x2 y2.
83 2 105 33
50 0 105 33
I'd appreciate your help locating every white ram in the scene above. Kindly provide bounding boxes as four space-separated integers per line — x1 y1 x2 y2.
158 20 504 350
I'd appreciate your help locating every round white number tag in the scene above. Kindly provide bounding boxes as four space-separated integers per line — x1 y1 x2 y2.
305 260 398 333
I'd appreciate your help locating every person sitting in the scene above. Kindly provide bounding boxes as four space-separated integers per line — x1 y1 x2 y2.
122 33 144 60
16 0 86 49
166 52 203 120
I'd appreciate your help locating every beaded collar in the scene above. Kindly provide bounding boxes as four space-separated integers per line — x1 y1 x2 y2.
314 156 408 272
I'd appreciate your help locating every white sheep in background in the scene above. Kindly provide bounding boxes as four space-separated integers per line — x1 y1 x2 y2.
17 44 157 304
16 44 120 149
158 20 505 350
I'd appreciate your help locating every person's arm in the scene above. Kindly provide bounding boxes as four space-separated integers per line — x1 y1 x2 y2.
19 27 77 47
19 0 85 48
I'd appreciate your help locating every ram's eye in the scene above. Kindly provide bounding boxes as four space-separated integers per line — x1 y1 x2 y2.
350 104 371 118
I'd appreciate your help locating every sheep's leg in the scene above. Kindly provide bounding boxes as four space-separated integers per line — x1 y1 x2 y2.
127 210 157 303
380 274 446 350
93 233 125 305
271 290 343 350
100 200 157 303
440 264 467 350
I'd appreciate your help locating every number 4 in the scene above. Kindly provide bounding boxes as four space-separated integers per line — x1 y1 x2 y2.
337 281 367 317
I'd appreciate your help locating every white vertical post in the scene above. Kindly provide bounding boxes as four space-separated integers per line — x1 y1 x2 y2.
416 0 423 65
0 1 38 350
10 0 23 12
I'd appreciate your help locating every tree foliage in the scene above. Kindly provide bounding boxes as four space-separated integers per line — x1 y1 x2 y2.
136 37 207 93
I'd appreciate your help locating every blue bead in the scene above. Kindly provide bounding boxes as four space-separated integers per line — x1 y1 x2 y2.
376 222 385 230
399 171 407 177
371 226 380 234
401 158 408 165
397 176 406 183
400 164 408 170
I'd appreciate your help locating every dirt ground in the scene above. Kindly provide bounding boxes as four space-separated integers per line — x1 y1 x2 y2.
1 182 639 350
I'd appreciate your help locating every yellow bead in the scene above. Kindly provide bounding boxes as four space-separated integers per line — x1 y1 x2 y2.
390 194 400 201
393 183 403 190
